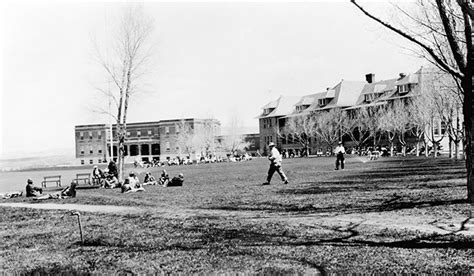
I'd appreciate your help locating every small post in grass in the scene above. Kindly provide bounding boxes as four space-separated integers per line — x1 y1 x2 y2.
70 211 83 245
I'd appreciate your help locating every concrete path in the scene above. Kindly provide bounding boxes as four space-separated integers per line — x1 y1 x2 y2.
1 202 472 236
0 202 142 214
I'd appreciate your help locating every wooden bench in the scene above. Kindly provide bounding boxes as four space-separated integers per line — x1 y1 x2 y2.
41 175 61 188
75 173 91 185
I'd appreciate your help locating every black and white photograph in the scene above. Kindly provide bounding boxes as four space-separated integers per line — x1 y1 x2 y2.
1 0 473 273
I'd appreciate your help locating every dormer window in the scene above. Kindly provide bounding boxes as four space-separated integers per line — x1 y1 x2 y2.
318 98 330 107
364 93 382 103
264 108 275 115
296 105 309 112
399 84 410 94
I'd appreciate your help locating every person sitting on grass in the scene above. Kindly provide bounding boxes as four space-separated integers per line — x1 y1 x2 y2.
121 172 145 193
163 173 184 187
26 179 43 197
0 191 23 199
61 181 77 197
33 182 77 200
103 173 119 189
92 166 106 185
159 169 170 186
143 172 157 186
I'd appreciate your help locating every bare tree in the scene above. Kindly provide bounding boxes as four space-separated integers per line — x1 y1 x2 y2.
352 0 474 202
176 120 196 158
408 93 431 156
281 113 317 156
194 119 219 158
346 107 374 154
314 109 348 154
220 115 250 156
92 5 154 182
378 105 398 157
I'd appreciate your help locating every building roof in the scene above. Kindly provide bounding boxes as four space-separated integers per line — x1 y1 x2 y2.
395 73 418 86
295 93 320 106
258 96 302 118
309 80 366 111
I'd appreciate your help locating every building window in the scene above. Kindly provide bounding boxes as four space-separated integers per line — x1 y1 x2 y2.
80 148 84 155
127 131 131 137
175 124 180 134
165 126 170 134
90 148 93 154
98 148 102 154
148 130 152 135
80 132 84 140
137 130 141 137
364 94 375 102
89 131 93 139
98 131 102 139
399 84 409 94
89 160 93 164
166 142 170 151
318 98 329 106
81 160 85 165
98 159 102 163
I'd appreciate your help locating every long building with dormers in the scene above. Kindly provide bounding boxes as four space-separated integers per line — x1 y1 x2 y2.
258 67 456 156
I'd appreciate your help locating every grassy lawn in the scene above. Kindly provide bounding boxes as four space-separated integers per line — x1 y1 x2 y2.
1 156 473 274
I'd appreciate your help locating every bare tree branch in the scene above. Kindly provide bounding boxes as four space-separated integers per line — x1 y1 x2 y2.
351 0 463 79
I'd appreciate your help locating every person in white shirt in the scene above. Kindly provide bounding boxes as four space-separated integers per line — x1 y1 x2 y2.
263 142 288 185
334 141 346 170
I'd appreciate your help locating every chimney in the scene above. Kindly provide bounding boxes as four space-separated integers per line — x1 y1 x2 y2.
399 73 406 79
326 87 331 91
365 73 375 83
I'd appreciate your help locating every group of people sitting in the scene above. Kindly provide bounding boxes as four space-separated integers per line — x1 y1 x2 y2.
91 161 185 193
1 160 185 200
23 178 77 200
120 170 185 193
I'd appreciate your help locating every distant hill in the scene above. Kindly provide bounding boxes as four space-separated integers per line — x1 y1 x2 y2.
0 148 76 171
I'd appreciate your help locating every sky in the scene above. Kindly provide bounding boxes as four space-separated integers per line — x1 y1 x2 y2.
0 1 425 159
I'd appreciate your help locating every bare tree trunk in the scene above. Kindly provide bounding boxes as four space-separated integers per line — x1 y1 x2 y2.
455 140 460 160
463 77 473 202
449 136 453 158
425 140 429 157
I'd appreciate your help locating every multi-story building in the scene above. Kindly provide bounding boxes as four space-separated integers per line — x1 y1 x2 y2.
75 118 220 165
258 67 459 156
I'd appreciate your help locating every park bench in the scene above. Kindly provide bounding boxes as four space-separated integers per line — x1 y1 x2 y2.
75 173 91 185
41 175 61 188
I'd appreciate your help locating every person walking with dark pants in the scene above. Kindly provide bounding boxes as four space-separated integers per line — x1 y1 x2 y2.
263 142 288 185
335 141 346 170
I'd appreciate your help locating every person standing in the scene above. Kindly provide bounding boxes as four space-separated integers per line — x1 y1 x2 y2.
334 141 346 170
263 142 288 185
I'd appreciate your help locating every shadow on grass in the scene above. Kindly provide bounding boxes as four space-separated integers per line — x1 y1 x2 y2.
207 198 468 215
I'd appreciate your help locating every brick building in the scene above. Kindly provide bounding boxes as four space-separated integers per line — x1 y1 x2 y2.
75 118 220 165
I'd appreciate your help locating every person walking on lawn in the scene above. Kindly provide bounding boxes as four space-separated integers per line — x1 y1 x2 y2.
263 142 288 185
334 141 346 170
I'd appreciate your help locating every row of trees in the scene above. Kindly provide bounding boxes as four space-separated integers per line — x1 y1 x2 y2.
280 71 463 159
175 119 251 159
